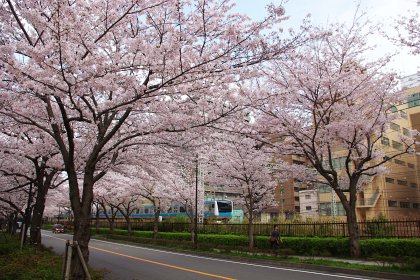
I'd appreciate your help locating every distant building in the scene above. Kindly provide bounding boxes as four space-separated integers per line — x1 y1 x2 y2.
299 189 319 219
315 73 420 221
263 73 420 222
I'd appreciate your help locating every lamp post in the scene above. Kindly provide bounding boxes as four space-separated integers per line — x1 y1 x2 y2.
194 157 198 249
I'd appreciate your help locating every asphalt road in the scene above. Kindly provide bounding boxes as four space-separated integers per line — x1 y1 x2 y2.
42 231 384 280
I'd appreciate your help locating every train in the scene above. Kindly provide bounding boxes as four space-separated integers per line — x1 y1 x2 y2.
96 199 243 223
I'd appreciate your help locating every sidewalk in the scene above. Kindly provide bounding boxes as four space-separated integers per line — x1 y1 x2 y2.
232 250 394 267
288 255 392 266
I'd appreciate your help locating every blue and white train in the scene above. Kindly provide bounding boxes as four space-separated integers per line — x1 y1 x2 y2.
97 199 243 223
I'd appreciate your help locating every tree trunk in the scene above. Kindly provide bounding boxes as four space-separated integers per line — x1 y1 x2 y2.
347 204 361 258
8 212 18 235
153 209 160 239
95 206 100 234
68 171 94 279
30 182 49 245
23 205 31 245
71 209 92 279
336 187 361 258
248 214 254 250
126 216 132 236
109 217 115 233
30 201 45 245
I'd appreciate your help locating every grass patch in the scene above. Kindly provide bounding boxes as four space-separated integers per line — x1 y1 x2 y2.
0 232 104 280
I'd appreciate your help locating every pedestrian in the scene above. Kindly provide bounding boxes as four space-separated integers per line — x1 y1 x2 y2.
269 225 282 251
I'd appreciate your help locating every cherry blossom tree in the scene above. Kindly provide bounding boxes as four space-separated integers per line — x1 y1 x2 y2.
96 171 140 235
0 122 66 244
392 12 420 55
258 20 416 257
0 189 27 235
94 188 122 234
165 152 204 243
0 0 302 277
126 170 170 239
206 135 290 249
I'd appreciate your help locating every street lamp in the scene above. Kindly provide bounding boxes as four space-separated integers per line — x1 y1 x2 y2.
194 157 198 249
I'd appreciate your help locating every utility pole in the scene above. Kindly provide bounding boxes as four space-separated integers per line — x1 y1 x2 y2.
194 157 198 249
331 188 337 221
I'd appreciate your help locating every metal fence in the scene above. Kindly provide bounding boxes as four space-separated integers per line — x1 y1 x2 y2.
90 219 420 238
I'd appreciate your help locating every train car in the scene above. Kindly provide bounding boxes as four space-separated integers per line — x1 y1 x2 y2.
95 199 241 223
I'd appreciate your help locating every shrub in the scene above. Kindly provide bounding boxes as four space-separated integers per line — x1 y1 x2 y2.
364 214 395 237
199 234 248 247
94 229 420 259
361 238 420 258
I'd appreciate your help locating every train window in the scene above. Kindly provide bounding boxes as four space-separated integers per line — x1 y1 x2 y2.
180 206 186 213
144 208 149 214
217 201 232 212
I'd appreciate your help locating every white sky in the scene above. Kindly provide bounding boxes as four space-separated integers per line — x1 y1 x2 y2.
233 0 419 77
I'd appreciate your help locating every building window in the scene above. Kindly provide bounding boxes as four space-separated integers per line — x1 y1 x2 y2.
403 128 411 137
408 163 415 169
413 203 420 209
293 160 305 165
317 183 331 193
394 159 405 166
305 194 311 199
323 157 347 170
388 200 397 207
390 122 400 132
294 196 299 202
332 157 347 170
400 202 410 208
335 203 347 216
381 137 390 146
295 206 300 212
408 92 420 108
385 177 395 183
397 180 408 186
306 206 312 211
410 182 418 188
294 187 299 192
319 203 331 215
392 140 403 151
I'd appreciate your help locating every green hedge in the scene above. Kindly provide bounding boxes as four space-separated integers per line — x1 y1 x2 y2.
361 238 420 258
92 228 420 258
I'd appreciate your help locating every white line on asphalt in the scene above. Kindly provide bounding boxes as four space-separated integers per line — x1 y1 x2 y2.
90 238 376 280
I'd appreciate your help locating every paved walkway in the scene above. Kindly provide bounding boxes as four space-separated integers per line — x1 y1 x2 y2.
288 255 392 266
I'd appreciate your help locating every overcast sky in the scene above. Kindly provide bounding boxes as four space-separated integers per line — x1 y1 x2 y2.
233 0 419 77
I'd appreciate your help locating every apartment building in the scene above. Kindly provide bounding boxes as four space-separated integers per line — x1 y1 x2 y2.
261 73 420 222
312 73 420 221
